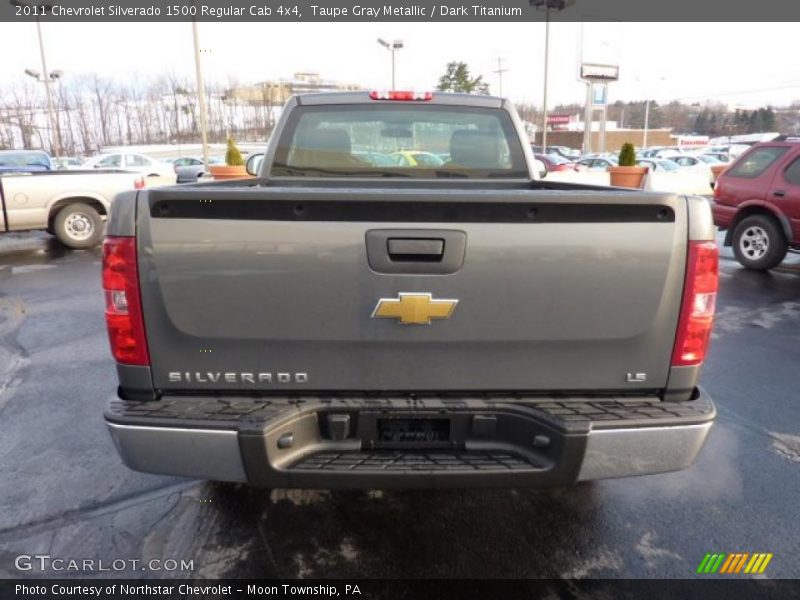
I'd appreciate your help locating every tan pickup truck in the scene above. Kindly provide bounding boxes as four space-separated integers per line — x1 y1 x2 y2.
0 170 154 248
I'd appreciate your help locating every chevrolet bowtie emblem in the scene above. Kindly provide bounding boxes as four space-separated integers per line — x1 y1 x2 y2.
372 293 459 325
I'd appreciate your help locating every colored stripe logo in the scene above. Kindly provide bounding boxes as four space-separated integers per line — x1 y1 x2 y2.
697 553 773 574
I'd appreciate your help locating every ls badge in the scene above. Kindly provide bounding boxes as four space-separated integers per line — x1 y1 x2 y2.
372 293 458 325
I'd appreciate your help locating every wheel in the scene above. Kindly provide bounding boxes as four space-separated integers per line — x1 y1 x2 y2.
52 203 103 249
732 214 788 270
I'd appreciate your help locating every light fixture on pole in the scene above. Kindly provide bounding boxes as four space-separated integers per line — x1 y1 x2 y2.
529 0 575 152
15 0 61 157
377 38 403 89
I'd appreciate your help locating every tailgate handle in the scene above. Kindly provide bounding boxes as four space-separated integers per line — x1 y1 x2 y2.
366 229 466 274
387 238 445 262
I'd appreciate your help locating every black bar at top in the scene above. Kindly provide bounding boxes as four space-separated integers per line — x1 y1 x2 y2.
2 0 800 22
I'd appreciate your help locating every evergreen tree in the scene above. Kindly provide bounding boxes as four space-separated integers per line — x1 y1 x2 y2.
694 110 709 135
763 107 777 131
436 62 490 94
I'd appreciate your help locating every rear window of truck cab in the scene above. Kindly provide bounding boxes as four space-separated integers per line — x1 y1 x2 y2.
270 104 528 179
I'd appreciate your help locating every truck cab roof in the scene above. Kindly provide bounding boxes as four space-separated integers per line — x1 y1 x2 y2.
294 90 506 108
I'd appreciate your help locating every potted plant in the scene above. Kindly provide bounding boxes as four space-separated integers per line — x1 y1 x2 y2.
209 138 253 180
608 142 648 188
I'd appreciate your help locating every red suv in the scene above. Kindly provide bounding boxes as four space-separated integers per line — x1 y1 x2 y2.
712 139 800 270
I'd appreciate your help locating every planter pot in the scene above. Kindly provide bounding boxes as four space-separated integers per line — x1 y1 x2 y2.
607 165 648 189
209 164 253 181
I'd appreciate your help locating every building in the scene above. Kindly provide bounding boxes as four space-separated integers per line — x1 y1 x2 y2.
534 129 674 152
226 72 362 105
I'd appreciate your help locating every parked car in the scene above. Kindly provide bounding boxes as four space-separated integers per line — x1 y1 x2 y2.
712 139 800 269
695 154 730 182
0 170 146 248
82 152 177 183
0 150 56 173
534 153 579 172
103 91 718 490
668 154 715 185
352 151 402 167
636 158 681 173
702 152 730 163
708 144 750 159
531 145 581 161
558 146 581 160
390 150 445 167
654 147 686 159
169 156 223 183
577 156 618 171
638 147 666 158
52 156 84 170
696 154 725 165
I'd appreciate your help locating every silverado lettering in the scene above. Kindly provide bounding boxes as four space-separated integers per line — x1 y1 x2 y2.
167 372 309 384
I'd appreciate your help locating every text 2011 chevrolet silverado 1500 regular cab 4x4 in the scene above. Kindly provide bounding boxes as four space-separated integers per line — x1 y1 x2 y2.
103 91 718 488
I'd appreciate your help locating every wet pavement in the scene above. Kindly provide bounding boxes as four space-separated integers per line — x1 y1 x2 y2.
0 229 799 579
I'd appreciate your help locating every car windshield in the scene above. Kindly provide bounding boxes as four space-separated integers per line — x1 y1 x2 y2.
697 155 721 164
0 151 50 168
271 103 528 179
656 160 679 172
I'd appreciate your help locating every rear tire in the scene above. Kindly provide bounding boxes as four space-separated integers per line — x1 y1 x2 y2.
732 214 788 270
52 203 103 249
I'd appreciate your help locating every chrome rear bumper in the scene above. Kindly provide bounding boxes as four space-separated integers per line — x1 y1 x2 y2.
106 389 715 488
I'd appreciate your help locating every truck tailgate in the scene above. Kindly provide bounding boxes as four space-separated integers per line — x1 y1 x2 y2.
137 186 686 394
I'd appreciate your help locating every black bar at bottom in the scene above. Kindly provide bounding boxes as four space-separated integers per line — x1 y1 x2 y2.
3 579 798 600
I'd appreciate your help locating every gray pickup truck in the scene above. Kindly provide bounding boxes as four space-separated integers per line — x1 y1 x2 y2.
103 91 718 488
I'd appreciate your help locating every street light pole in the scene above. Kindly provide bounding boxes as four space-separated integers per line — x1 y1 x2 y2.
24 14 61 157
640 76 665 149
35 17 60 157
493 57 508 97
530 0 574 151
13 0 61 155
541 7 551 152
191 12 210 167
377 38 403 89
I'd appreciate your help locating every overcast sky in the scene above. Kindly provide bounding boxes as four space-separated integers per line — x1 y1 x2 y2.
1 21 799 109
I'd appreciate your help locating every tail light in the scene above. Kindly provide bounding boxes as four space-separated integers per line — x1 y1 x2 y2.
369 90 433 101
671 241 719 366
713 180 721 200
102 236 150 365
134 177 145 190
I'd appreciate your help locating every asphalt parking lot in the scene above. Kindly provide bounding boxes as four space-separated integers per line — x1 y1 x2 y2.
0 229 798 580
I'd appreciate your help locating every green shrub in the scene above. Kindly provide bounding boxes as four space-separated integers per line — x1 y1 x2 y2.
618 142 636 167
225 138 245 166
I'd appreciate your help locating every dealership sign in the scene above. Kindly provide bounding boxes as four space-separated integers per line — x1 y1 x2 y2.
675 135 710 147
547 114 571 125
580 63 619 82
